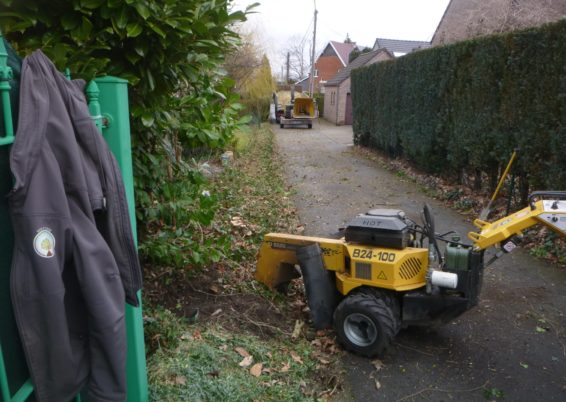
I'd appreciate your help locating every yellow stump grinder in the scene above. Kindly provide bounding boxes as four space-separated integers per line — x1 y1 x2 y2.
255 191 566 357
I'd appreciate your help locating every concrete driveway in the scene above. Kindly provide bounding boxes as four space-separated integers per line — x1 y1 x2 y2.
274 119 566 401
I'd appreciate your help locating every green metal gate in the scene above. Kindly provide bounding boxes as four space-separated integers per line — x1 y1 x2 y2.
0 34 148 402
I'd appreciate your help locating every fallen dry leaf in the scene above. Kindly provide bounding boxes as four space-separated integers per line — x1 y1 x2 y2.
292 320 304 339
210 308 222 317
291 299 306 308
209 284 220 294
193 330 202 340
174 376 187 385
230 216 245 227
235 347 251 358
250 363 263 377
290 351 303 364
219 344 228 351
375 379 381 390
280 362 290 372
239 356 253 367
372 358 384 372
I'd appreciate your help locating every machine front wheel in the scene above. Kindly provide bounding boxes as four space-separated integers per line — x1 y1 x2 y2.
333 292 397 357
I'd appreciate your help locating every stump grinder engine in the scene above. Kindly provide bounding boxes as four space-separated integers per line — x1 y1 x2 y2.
255 191 566 357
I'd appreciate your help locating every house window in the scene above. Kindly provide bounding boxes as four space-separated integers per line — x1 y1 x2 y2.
330 91 335 105
314 69 319 77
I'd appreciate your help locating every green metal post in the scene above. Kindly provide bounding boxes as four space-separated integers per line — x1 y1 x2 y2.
92 76 148 402
0 345 11 402
0 32 14 145
86 81 103 131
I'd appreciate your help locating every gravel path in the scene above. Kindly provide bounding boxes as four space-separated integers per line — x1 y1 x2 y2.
275 119 566 401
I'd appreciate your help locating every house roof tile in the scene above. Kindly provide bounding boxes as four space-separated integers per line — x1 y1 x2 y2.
372 38 431 55
324 48 391 86
329 41 357 66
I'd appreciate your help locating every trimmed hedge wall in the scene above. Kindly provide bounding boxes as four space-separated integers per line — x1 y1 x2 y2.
352 20 566 194
314 93 325 117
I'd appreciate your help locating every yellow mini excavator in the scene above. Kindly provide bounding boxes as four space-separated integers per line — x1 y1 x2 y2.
255 191 566 357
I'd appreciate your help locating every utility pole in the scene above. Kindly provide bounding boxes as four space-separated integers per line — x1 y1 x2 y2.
286 52 290 84
309 7 318 96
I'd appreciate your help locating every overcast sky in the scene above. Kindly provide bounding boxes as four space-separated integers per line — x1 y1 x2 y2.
233 0 451 77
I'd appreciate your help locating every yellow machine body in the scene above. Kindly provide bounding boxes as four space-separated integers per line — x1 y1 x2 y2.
468 199 566 249
256 233 428 296
292 97 316 118
257 198 565 297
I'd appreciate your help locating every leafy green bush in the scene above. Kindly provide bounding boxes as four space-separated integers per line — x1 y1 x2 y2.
314 93 324 117
352 19 566 196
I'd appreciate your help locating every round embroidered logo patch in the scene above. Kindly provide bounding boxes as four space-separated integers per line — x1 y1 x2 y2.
33 228 55 258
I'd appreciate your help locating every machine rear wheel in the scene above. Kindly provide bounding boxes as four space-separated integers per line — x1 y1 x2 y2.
280 123 284 128
307 123 312 129
334 292 397 357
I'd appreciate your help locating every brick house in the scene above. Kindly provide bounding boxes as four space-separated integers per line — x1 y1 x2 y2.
300 41 357 94
324 49 393 126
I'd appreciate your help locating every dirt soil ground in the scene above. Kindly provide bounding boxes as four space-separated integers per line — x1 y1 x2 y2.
144 264 299 341
274 119 566 401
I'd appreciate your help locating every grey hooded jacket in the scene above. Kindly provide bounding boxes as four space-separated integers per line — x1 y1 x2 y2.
8 50 142 402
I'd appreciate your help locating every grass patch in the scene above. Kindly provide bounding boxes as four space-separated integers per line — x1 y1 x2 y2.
148 324 321 401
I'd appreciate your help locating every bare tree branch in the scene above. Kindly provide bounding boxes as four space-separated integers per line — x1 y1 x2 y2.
281 35 311 82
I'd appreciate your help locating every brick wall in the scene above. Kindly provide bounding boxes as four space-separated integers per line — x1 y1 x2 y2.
314 56 344 92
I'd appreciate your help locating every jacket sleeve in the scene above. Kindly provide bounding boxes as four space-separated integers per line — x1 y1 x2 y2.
67 81 143 307
97 141 143 306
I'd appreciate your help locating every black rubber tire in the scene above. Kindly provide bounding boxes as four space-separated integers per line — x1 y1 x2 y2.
333 292 397 357
307 123 312 129
351 287 402 334
280 123 284 128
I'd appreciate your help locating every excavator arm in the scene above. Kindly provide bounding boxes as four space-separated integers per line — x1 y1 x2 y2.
468 192 566 251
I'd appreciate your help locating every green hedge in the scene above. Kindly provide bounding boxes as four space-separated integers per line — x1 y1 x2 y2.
314 93 324 117
352 20 566 193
